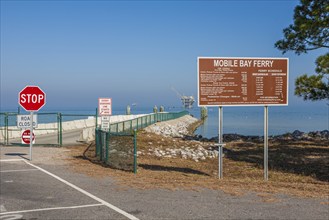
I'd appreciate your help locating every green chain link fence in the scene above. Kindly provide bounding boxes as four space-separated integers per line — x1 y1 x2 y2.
95 111 189 173
106 111 189 133
0 110 97 146
96 129 137 173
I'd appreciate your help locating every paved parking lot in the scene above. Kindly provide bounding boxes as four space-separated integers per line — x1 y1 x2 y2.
0 159 138 220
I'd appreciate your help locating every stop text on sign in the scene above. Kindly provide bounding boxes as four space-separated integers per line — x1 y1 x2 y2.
20 94 44 104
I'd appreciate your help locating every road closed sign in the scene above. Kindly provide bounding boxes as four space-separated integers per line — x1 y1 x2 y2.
198 57 289 106
17 114 38 128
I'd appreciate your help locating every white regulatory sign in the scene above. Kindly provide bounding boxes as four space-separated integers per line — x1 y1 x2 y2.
17 114 38 128
101 121 110 131
101 116 110 122
98 98 112 116
101 116 110 131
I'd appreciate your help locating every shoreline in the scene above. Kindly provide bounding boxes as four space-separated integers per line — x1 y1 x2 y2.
193 129 329 143
145 114 329 143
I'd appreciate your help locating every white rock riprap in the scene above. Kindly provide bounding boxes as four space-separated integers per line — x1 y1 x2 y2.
138 145 219 162
144 115 198 138
142 114 220 162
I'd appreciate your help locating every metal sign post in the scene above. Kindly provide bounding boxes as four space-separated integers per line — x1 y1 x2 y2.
264 106 269 181
30 112 33 161
218 106 224 179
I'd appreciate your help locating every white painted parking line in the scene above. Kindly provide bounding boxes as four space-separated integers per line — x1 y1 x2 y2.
0 159 25 162
0 204 103 215
0 205 7 212
0 169 38 173
23 160 139 220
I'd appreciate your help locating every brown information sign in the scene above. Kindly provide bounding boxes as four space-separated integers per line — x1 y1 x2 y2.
198 57 289 106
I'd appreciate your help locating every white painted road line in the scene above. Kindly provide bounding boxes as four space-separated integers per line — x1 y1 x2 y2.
0 205 7 212
0 204 103 215
0 159 25 162
0 169 38 173
23 160 139 220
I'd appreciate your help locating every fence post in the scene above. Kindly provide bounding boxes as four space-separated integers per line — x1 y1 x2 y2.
98 130 104 162
102 131 106 161
95 108 99 155
105 131 109 163
57 113 60 146
133 129 137 174
59 113 63 146
95 108 98 128
5 113 8 145
95 129 99 157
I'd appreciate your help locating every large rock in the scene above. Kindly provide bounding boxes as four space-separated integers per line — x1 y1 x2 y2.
145 115 198 137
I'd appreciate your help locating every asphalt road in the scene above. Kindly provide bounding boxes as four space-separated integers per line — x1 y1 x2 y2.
0 159 133 220
1 147 328 220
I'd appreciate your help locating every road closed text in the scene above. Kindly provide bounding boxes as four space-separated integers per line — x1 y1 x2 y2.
17 115 38 128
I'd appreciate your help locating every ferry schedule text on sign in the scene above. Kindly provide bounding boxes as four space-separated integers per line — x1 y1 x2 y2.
198 57 289 106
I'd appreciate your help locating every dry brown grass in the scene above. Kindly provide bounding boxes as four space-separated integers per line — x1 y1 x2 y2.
67 131 329 199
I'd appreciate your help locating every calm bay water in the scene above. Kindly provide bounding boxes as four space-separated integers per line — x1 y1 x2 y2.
192 105 328 138
1 105 328 138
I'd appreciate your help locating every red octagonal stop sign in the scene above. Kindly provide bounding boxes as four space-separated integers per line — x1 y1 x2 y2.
19 86 46 111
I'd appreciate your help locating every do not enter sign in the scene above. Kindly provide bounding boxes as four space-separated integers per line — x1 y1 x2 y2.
21 130 35 144
19 86 46 111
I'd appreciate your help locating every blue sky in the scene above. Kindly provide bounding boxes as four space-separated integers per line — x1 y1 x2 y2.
1 0 327 110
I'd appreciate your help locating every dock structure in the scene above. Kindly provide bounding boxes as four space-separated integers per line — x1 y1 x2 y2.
171 87 195 109
181 96 195 109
